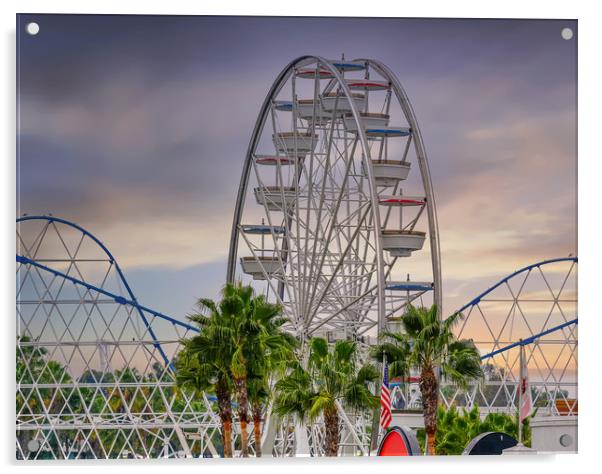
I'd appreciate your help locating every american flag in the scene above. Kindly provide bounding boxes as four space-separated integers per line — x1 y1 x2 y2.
380 358 392 430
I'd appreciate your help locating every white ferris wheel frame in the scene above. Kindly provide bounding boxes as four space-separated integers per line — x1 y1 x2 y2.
226 55 442 340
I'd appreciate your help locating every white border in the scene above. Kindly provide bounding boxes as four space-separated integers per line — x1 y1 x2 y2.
2 1 600 473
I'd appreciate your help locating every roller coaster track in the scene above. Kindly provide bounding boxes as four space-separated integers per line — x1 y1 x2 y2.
15 216 578 458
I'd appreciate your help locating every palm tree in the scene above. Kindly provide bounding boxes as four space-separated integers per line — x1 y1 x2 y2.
216 282 255 456
247 375 269 457
372 305 482 455
179 283 296 457
274 337 379 456
181 286 249 456
176 327 234 457
245 295 297 457
184 283 255 457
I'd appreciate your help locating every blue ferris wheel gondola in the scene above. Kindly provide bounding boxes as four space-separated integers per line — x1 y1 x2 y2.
330 60 366 71
366 127 412 137
241 224 286 235
274 100 294 111
386 281 434 292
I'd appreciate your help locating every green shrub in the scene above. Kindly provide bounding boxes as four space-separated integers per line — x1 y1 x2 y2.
416 405 533 455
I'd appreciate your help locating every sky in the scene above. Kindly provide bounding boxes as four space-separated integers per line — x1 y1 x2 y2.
16 15 577 323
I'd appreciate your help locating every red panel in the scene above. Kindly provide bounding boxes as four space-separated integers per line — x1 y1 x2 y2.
378 430 410 456
380 198 425 205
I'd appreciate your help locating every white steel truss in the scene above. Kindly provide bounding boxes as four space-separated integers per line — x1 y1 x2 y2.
16 216 227 459
385 259 578 417
15 217 578 459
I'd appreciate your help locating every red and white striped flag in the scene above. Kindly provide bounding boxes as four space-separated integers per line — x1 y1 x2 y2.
519 346 533 422
380 359 392 430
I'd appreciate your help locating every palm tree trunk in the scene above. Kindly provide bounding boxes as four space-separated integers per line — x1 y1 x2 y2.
252 403 262 457
240 419 249 457
419 366 439 455
323 406 340 457
215 377 233 458
233 376 250 457
223 420 233 458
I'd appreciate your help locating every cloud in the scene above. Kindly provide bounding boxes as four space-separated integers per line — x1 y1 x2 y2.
18 68 278 268
17 16 577 318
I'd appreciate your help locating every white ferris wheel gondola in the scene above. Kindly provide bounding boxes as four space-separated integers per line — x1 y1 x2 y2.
320 92 368 114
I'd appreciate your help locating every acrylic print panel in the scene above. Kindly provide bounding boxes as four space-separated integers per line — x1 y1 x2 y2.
16 14 577 459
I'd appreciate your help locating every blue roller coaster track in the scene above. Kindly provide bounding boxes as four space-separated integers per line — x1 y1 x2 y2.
16 215 577 364
16 216 199 370
451 256 578 359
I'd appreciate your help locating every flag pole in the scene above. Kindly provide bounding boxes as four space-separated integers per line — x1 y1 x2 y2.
369 353 385 452
518 339 523 445
380 353 386 441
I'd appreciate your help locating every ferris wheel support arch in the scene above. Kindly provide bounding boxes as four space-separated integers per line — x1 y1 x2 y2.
357 58 442 313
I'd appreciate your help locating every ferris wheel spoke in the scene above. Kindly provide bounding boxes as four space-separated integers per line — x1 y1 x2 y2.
288 64 320 311
301 170 365 295
304 204 373 329
301 139 359 317
295 125 351 317
301 214 369 315
309 286 379 336
289 70 317 320
322 271 376 309
297 70 325 315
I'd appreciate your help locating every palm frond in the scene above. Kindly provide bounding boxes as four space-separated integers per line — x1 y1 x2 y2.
354 364 379 385
309 393 334 420
333 340 356 364
309 337 328 361
197 298 218 315
400 305 425 336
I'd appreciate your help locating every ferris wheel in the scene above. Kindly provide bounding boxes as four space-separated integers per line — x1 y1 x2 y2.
227 55 441 343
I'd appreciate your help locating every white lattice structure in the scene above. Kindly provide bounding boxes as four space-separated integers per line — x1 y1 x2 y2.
450 257 578 416
387 258 578 417
16 216 225 459
15 216 578 459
